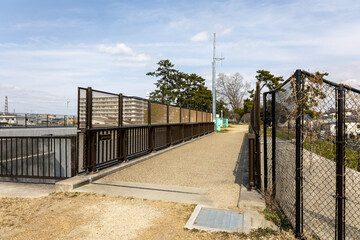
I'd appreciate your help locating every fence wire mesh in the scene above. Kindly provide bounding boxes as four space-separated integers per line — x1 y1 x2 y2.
264 93 273 194
169 106 180 123
197 111 202 122
344 89 360 239
274 78 297 228
91 90 119 127
151 102 167 124
123 96 148 125
78 88 87 129
301 76 337 239
190 110 197 123
260 71 360 240
181 108 189 123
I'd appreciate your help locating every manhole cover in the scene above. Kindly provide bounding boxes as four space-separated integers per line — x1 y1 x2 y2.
185 205 243 232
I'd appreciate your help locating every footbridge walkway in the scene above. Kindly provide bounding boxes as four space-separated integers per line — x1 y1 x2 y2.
76 125 248 209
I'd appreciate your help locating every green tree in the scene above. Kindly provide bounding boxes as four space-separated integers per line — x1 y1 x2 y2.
235 90 254 121
255 70 284 91
147 59 182 103
147 60 212 112
216 100 230 118
234 69 284 122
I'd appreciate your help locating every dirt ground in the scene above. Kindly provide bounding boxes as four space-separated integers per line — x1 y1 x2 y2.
0 192 294 240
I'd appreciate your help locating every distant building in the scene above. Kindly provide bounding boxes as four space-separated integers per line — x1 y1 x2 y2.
0 114 18 126
78 96 148 126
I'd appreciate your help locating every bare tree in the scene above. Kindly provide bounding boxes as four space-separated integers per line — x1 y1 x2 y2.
216 72 250 111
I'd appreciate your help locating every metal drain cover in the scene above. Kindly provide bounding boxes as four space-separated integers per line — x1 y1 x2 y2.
185 205 243 232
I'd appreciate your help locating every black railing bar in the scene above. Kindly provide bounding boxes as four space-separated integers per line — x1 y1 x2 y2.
269 73 296 93
84 122 212 131
0 174 66 180
301 70 360 93
123 95 149 102
0 135 77 139
91 89 119 96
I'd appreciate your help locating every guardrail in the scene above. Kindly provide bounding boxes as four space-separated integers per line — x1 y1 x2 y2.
0 135 77 180
77 87 214 172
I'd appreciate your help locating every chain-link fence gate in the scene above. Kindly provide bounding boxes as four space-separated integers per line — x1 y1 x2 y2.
258 69 360 239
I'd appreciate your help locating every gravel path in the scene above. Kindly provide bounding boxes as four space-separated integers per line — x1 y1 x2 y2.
104 125 246 208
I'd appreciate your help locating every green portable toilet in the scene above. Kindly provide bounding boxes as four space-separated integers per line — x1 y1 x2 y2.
215 118 221 131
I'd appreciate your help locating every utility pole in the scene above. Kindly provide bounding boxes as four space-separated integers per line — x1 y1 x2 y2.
66 100 70 126
212 33 224 127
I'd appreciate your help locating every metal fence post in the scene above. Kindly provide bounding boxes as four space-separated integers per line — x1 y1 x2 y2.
70 136 77 176
180 105 184 141
85 87 96 172
263 92 268 193
295 69 303 238
336 84 345 240
167 104 172 146
118 94 123 161
86 87 93 129
255 82 261 190
271 91 276 199
77 87 80 129
249 133 255 188
148 100 154 151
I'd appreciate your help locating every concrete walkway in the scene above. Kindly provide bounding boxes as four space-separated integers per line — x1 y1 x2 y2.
72 124 276 232
0 182 54 198
95 125 247 208
74 179 212 205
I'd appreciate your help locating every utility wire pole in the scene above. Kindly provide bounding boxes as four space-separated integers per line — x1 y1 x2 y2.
212 33 224 126
66 100 70 126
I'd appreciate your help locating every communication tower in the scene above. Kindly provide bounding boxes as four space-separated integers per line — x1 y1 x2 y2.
5 96 8 114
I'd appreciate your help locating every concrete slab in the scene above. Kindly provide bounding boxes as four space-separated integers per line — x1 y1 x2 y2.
242 210 277 234
238 186 266 212
185 205 277 234
73 179 212 205
185 205 243 233
0 181 54 198
73 179 212 204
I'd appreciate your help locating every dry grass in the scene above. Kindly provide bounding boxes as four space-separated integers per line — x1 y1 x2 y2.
0 192 294 240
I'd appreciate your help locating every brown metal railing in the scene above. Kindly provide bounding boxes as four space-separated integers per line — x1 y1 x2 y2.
0 135 77 179
78 87 214 172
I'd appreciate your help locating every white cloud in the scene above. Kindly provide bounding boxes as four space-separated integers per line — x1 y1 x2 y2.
97 43 150 62
214 24 233 36
191 31 209 42
169 18 192 29
98 43 133 55
221 27 233 36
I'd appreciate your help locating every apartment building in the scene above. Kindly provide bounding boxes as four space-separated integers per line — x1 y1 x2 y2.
78 96 148 126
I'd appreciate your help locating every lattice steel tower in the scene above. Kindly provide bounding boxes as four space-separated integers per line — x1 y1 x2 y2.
4 96 8 114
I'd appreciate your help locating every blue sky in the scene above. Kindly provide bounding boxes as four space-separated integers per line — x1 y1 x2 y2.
1 0 360 114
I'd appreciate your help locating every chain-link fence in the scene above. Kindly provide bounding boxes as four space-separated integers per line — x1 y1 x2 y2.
260 70 360 240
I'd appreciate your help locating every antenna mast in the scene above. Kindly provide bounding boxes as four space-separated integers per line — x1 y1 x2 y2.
212 33 224 126
5 96 8 114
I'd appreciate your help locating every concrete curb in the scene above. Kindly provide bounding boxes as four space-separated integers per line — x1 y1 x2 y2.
55 133 214 192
